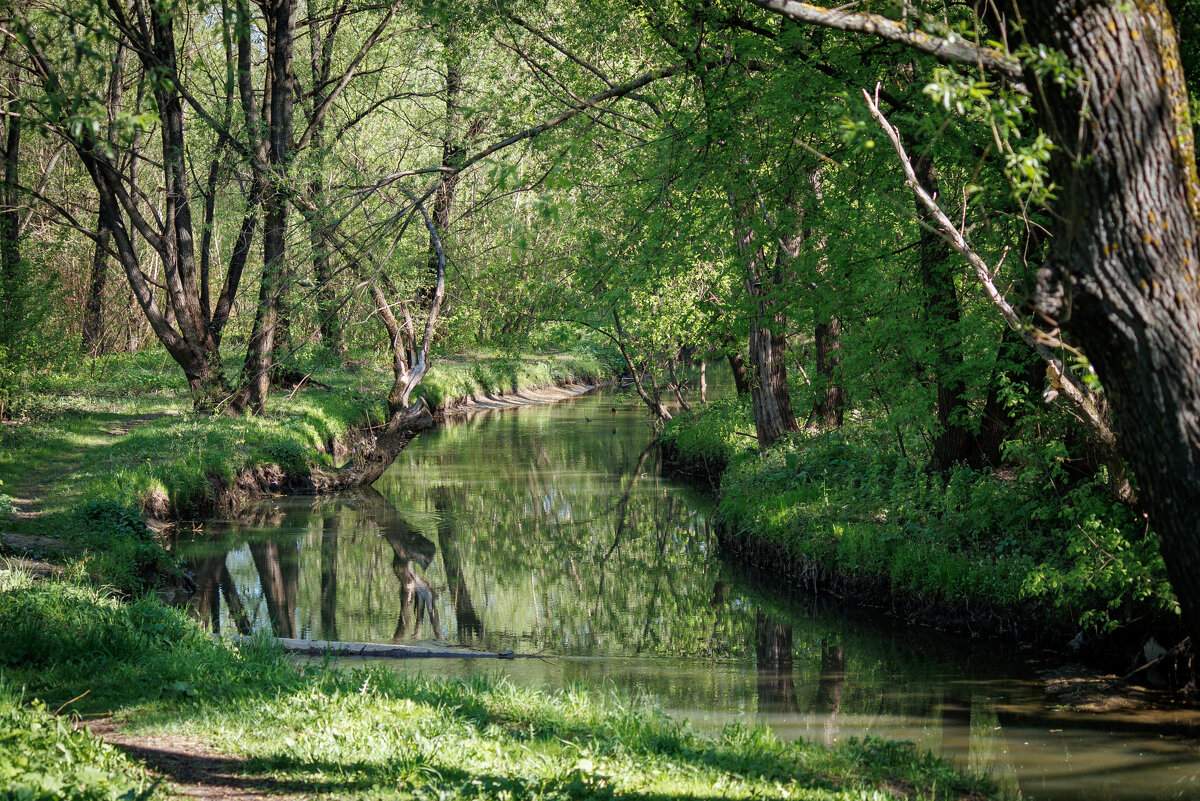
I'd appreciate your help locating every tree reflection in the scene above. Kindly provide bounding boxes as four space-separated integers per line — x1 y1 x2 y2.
248 540 299 638
812 640 846 745
754 611 799 714
433 486 482 637
318 512 338 641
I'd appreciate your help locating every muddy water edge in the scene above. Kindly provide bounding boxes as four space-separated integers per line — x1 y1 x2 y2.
172 388 1200 801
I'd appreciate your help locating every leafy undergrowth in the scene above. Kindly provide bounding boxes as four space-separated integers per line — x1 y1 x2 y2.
0 576 995 801
663 403 1175 638
0 689 160 801
660 396 756 468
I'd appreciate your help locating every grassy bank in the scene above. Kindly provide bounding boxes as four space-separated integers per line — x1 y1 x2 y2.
0 347 612 593
660 398 1177 646
0 572 995 800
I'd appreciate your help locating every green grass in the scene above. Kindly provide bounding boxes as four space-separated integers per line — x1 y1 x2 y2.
660 396 757 468
0 688 160 801
0 576 996 801
662 401 1175 637
0 347 614 596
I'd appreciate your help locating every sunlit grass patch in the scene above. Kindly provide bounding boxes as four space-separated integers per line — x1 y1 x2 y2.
0 580 995 801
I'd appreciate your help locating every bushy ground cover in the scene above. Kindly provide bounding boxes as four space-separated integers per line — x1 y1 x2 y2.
660 399 1175 638
0 572 995 800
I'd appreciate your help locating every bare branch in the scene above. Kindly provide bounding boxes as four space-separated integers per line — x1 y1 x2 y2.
748 0 1024 86
862 84 1111 442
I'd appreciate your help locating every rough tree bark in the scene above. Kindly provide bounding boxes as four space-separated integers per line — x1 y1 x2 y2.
1005 0 1200 637
731 195 801 450
233 0 298 415
82 215 111 354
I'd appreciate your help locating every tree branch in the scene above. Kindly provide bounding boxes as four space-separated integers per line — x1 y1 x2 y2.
747 0 1024 86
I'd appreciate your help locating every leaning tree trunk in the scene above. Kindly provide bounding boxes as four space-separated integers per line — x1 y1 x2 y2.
1008 0 1200 648
727 348 751 395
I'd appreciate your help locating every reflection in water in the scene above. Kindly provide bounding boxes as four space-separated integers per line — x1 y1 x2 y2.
754 612 798 715
433 486 482 637
318 513 337 641
173 389 1200 801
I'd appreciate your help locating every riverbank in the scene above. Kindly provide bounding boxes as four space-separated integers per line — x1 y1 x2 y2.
0 349 612 593
659 397 1187 681
0 504 997 801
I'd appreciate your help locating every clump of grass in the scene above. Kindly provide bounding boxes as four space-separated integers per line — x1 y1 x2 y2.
660 395 756 468
0 580 995 801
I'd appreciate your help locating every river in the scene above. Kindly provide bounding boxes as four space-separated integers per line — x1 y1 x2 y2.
174 388 1200 800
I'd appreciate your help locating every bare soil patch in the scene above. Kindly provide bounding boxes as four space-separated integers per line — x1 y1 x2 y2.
85 718 314 801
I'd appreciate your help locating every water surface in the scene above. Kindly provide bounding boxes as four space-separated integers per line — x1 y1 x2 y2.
175 389 1200 800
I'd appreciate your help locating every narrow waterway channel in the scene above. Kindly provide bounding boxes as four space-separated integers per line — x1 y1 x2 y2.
174 389 1200 801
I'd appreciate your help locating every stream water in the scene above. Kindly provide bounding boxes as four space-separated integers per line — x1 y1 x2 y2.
174 388 1200 800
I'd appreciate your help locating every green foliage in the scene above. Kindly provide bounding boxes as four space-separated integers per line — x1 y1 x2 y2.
0 688 159 801
667 401 1173 635
0 253 58 420
0 582 205 669
660 396 755 466
66 501 180 595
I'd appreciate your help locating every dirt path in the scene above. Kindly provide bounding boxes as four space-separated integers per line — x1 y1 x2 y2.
86 719 310 801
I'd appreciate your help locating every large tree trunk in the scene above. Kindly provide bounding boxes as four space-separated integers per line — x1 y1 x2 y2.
233 0 298 414
747 311 799 449
911 142 979 470
811 316 845 429
1006 0 1200 647
733 207 800 450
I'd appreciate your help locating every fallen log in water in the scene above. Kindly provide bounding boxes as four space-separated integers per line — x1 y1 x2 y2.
223 635 529 659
